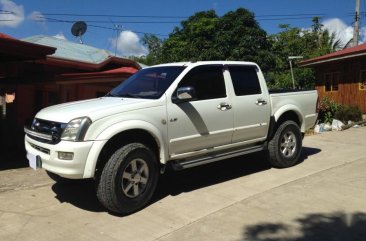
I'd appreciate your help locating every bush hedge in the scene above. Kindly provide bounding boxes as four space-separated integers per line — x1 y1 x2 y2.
335 105 362 123
318 97 363 124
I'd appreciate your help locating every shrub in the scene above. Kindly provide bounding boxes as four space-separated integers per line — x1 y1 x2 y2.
318 97 340 123
335 105 362 123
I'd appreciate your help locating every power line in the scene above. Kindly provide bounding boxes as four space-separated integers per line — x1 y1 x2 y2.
37 15 327 25
88 24 168 36
31 13 334 39
42 13 187 19
34 17 168 37
36 15 323 37
41 12 327 18
41 18 181 24
256 13 326 17
256 16 324 21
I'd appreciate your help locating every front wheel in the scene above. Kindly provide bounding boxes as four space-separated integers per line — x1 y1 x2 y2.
96 143 159 215
268 120 302 168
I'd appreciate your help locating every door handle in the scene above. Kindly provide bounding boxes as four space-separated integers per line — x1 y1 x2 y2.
217 103 232 111
256 99 267 106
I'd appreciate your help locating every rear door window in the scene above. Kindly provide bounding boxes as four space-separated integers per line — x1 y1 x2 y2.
228 65 261 96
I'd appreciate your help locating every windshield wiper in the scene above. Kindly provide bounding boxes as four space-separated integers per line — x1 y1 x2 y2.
105 92 117 97
105 92 140 98
119 93 141 98
106 91 142 98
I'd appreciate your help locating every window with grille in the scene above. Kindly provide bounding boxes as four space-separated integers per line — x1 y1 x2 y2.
324 72 339 92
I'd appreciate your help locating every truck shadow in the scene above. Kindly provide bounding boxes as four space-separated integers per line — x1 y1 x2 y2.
50 146 321 214
153 147 320 201
51 179 104 212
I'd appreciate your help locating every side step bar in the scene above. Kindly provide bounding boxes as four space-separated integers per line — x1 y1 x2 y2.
171 144 266 170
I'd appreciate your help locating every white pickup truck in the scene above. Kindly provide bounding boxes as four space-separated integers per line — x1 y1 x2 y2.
25 61 318 214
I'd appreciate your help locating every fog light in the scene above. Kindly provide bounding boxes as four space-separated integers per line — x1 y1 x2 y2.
58 152 74 160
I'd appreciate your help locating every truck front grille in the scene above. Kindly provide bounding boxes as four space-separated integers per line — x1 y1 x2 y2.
24 118 67 144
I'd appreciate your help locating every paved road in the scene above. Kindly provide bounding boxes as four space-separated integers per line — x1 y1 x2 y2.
1 128 366 241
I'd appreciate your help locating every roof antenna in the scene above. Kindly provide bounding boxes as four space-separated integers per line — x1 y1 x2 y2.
71 21 87 44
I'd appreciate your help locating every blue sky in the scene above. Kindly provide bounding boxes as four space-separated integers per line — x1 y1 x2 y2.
0 0 362 56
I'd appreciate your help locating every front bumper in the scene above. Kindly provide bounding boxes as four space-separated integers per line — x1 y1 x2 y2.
25 135 96 179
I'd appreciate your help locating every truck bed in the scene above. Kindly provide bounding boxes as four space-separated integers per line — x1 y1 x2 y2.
269 89 318 132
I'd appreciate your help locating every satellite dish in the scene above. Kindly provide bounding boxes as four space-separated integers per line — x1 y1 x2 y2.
71 21 87 44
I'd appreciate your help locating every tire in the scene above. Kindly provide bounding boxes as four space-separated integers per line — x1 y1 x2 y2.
96 143 159 215
268 120 302 168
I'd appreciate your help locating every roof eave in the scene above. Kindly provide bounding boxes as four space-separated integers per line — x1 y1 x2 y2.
300 52 366 67
37 55 141 71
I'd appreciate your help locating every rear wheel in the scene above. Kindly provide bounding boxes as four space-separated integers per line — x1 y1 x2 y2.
96 143 159 215
268 120 302 168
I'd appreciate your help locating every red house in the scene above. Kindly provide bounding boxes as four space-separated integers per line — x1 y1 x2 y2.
0 34 141 167
300 44 366 113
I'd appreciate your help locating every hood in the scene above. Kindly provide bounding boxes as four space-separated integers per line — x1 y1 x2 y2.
36 97 159 123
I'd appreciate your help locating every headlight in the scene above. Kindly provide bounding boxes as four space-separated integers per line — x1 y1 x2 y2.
61 117 92 141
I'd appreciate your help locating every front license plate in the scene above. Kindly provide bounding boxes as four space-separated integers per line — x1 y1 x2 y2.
27 152 41 170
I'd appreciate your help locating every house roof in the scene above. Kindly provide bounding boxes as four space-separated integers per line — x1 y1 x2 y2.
22 35 112 64
0 33 56 61
1 34 141 83
300 43 366 67
22 35 141 71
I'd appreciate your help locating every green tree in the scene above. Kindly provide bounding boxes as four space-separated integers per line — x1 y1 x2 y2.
214 8 274 72
136 11 341 91
130 34 163 66
159 8 274 72
141 34 163 65
266 24 309 88
161 10 219 62
267 17 343 89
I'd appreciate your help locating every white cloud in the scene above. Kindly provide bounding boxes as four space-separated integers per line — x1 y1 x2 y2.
322 18 355 46
110 31 148 57
28 11 47 29
28 11 43 21
53 32 67 40
360 26 366 43
0 0 24 28
28 11 45 23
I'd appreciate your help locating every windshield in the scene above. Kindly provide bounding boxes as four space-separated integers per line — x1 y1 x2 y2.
108 66 186 99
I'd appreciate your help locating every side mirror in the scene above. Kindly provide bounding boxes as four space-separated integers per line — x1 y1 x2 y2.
173 86 196 103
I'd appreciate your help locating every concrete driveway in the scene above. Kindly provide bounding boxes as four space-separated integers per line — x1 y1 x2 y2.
1 127 366 241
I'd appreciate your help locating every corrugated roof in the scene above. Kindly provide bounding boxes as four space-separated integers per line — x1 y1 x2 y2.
22 35 113 64
300 43 366 67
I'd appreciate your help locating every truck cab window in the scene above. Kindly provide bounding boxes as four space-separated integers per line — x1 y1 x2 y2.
110 66 186 99
228 65 261 96
178 65 226 100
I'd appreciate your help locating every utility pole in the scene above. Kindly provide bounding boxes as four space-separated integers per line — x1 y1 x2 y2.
353 0 361 46
288 56 303 89
114 24 123 56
